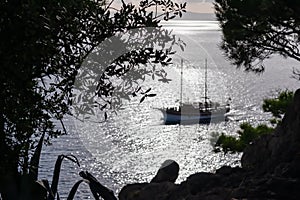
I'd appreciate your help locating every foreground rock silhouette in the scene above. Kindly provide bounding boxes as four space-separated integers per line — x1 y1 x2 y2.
118 89 300 200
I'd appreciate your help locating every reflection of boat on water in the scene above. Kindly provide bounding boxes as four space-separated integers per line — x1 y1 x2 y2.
160 59 230 125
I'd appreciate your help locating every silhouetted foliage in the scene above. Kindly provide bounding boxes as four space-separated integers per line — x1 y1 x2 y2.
215 123 274 153
215 0 300 72
263 90 294 120
0 0 186 198
33 154 115 200
215 90 293 153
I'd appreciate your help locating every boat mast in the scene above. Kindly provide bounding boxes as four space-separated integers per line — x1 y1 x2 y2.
204 58 208 109
180 59 183 107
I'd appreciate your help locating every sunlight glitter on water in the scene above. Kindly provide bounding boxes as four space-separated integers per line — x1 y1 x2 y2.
73 61 242 193
39 20 299 199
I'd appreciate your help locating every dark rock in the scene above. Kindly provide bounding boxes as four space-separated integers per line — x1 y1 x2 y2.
118 183 148 200
150 159 179 183
216 165 243 176
118 182 177 200
186 172 221 194
287 152 300 178
189 187 232 200
119 159 179 200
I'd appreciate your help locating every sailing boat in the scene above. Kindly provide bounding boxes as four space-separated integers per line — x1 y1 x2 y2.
160 59 230 125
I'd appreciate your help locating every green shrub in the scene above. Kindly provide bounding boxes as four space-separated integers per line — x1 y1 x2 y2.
214 90 293 153
214 123 274 153
214 133 242 153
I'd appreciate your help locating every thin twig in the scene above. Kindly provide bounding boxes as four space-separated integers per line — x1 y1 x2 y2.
104 0 116 13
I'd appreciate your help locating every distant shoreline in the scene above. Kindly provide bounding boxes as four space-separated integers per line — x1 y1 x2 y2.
179 12 216 21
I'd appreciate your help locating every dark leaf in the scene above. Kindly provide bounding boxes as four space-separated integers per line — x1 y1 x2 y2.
67 180 84 200
146 94 157 97
140 95 146 103
79 171 117 200
100 104 107 110
29 132 45 180
36 179 54 198
144 88 152 94
49 155 80 200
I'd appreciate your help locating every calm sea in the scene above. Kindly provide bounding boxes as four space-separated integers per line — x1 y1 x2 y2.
39 20 299 199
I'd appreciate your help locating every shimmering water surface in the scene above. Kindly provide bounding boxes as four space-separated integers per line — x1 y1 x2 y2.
39 20 299 199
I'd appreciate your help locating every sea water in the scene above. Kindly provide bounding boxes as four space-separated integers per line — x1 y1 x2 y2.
39 20 299 199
